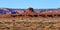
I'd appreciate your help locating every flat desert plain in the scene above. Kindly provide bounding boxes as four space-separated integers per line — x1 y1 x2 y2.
0 17 60 30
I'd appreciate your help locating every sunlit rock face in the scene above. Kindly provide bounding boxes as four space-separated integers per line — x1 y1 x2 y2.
0 8 10 14
25 8 34 12
7 9 25 14
0 8 60 18
13 10 24 14
0 8 25 14
0 8 60 15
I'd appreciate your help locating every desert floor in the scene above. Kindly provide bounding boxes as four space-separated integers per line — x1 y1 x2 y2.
0 17 60 30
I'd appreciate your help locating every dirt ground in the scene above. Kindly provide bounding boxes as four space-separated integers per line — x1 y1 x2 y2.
0 17 60 30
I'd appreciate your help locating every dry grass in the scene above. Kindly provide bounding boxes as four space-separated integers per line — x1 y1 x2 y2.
0 17 60 30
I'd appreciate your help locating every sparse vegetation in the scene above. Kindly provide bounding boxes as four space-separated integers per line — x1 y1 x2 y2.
0 17 60 30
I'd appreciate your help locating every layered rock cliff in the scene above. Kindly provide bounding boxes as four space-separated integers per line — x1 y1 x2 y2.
0 8 60 18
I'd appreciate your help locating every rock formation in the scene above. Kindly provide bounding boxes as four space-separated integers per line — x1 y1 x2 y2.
0 8 60 18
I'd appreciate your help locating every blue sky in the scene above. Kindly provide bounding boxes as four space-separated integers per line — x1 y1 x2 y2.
0 0 60 9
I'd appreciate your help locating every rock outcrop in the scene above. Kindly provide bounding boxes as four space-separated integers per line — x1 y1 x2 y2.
0 8 60 18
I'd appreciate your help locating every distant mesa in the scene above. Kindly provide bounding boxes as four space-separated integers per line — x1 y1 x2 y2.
0 8 60 14
27 7 34 12
0 8 60 18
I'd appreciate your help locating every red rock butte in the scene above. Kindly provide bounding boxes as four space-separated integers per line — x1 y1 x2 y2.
0 8 60 18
